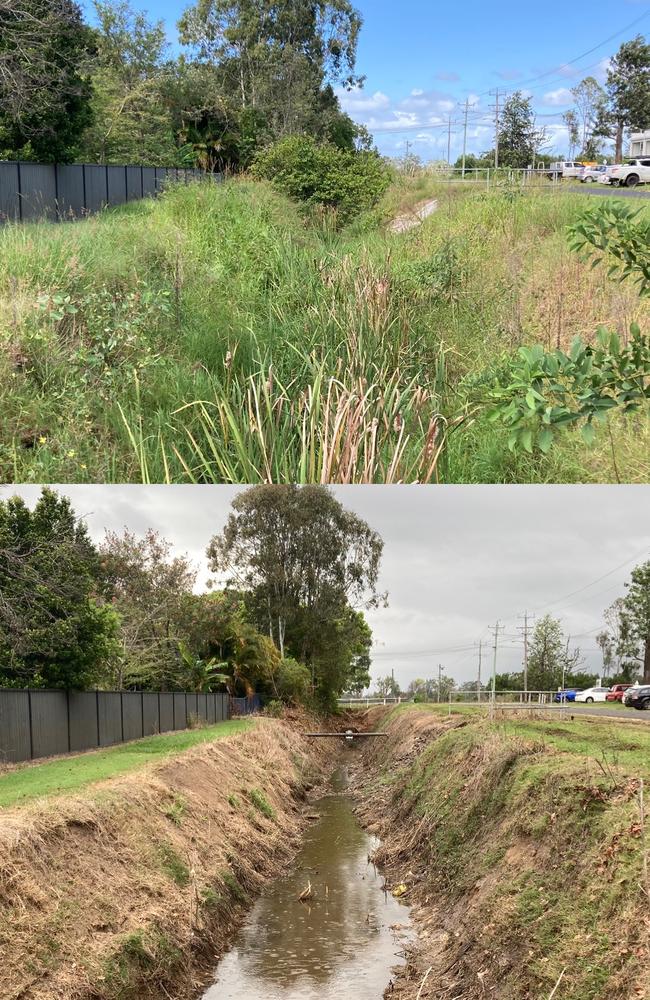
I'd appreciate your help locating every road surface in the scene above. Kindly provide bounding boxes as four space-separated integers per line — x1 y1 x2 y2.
563 184 650 200
493 702 650 722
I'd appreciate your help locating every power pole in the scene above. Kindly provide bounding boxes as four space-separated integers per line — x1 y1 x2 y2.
477 639 482 703
490 89 501 170
490 621 504 710
461 99 469 178
517 611 534 698
438 663 443 703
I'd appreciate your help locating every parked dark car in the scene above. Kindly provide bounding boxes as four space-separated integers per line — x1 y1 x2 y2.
623 686 650 710
606 684 633 702
554 689 577 703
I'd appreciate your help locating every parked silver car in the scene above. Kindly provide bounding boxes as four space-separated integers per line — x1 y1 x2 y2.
579 165 610 184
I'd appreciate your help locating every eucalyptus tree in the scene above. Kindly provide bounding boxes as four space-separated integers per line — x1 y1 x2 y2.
207 485 384 707
177 0 363 154
80 0 180 164
603 36 650 162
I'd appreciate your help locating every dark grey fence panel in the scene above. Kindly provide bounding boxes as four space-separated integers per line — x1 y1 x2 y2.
173 693 185 730
142 692 160 735
0 160 213 223
30 691 68 758
0 688 231 763
84 164 108 213
56 164 85 218
159 693 174 733
125 166 142 201
0 162 20 220
0 690 30 762
98 692 122 747
106 165 127 207
142 167 156 197
122 692 144 742
19 163 57 221
69 692 98 752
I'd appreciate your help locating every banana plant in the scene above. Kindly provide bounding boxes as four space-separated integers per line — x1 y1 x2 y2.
178 641 230 693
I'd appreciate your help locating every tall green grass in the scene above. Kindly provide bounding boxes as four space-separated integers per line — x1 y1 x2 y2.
1 177 647 483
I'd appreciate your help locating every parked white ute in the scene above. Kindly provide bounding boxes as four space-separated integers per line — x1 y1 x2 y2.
609 159 650 187
575 686 610 703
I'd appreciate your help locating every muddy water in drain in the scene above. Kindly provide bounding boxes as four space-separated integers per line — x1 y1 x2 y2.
202 764 412 999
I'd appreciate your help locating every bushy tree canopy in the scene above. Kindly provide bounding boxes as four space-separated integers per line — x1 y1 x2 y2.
0 490 119 688
208 485 382 708
0 0 94 161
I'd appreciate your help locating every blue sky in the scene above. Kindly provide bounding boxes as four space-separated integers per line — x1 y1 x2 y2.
87 0 650 160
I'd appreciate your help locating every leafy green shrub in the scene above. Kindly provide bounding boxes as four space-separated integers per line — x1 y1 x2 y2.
252 136 392 224
394 237 466 302
488 327 650 453
276 657 311 705
568 200 650 297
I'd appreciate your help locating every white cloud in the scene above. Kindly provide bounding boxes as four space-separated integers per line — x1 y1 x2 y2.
337 87 391 113
543 87 573 107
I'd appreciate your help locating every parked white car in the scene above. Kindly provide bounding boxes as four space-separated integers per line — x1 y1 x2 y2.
575 686 610 703
608 159 650 187
548 161 584 180
579 165 610 184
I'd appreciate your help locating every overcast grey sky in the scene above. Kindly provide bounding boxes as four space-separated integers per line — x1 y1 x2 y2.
3 485 648 688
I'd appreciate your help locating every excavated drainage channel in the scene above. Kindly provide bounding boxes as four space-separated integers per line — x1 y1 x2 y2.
201 759 413 999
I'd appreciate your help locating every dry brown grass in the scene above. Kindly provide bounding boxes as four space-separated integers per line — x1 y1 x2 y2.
519 242 650 352
0 719 324 1000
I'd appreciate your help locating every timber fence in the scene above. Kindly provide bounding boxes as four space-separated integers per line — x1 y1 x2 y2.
0 688 230 763
0 160 218 223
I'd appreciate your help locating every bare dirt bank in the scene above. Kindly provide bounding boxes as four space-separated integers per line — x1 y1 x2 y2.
351 707 650 1000
0 718 333 1000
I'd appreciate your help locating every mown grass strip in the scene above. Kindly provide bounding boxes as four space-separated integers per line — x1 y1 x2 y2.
0 720 252 809
390 702 650 778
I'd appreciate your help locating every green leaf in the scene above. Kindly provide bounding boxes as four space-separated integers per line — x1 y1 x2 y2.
581 422 596 446
537 428 553 454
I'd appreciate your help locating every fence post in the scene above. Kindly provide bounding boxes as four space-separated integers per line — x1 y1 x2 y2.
16 160 23 221
95 689 100 748
54 163 60 221
27 688 34 759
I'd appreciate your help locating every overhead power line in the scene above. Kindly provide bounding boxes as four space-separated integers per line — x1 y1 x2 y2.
506 8 650 90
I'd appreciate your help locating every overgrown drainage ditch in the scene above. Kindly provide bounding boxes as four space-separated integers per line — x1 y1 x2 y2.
199 758 413 1000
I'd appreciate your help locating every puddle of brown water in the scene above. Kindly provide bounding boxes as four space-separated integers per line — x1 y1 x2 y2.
201 763 413 1000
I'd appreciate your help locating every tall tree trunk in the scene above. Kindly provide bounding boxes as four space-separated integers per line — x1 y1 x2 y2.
615 121 624 164
643 636 650 685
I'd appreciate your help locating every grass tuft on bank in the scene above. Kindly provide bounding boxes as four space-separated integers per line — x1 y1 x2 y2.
0 720 252 808
1 177 648 483
366 705 649 999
